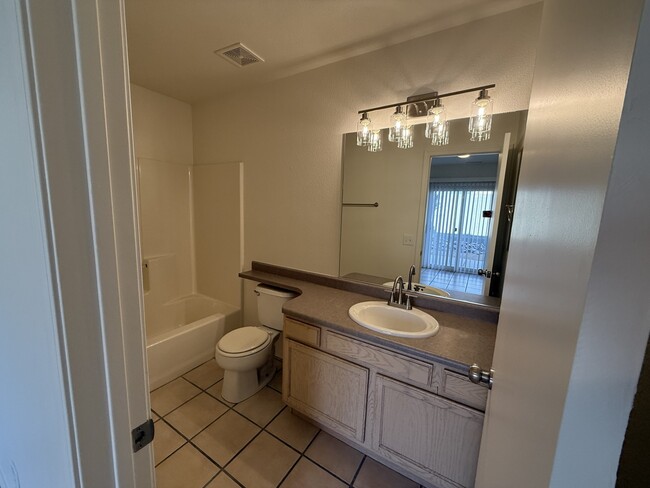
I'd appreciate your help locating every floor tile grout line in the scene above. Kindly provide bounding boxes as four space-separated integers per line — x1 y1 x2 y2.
154 416 223 469
349 455 367 487
274 452 303 487
200 470 221 488
219 424 267 472
217 470 246 488
211 398 288 473
160 395 231 442
303 454 358 487
214 404 295 481
299 431 364 487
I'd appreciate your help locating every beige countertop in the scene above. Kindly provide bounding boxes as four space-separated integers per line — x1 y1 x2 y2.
240 266 497 372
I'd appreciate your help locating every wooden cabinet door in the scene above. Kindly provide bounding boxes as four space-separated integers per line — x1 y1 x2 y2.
371 375 484 488
284 339 368 442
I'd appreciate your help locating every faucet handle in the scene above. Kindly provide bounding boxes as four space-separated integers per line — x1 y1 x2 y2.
404 291 418 310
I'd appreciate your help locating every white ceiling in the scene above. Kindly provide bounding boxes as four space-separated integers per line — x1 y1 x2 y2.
126 0 539 103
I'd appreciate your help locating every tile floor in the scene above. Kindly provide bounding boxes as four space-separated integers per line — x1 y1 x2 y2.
151 359 425 488
419 268 485 295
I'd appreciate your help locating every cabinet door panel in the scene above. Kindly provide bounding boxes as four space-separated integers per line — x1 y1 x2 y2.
371 375 483 488
284 339 368 442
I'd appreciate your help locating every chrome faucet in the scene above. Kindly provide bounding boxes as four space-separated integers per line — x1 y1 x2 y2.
407 265 416 291
387 275 414 310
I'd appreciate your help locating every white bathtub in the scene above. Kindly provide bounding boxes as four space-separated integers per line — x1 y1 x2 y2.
146 294 240 390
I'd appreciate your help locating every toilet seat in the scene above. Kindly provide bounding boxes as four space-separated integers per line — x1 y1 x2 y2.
217 327 271 357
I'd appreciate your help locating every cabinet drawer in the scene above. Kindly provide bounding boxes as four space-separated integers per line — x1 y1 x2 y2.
441 370 488 411
323 331 433 389
284 317 320 347
284 340 368 442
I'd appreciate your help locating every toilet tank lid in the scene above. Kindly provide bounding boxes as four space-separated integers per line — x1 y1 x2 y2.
255 284 298 298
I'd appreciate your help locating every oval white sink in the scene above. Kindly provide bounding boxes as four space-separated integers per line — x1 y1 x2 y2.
382 281 451 298
348 301 440 338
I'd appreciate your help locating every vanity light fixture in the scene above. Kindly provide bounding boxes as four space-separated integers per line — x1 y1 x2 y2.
356 112 372 146
469 89 494 141
356 83 495 151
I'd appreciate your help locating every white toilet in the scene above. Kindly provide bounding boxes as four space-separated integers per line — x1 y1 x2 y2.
215 284 297 403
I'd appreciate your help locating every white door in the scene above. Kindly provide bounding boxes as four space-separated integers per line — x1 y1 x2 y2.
1 0 154 486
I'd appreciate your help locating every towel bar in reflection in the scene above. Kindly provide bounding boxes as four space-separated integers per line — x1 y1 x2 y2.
342 202 379 207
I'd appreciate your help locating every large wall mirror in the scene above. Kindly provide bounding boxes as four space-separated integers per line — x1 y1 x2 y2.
339 110 528 307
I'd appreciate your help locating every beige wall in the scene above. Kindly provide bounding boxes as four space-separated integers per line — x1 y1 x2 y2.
192 4 542 323
193 162 244 308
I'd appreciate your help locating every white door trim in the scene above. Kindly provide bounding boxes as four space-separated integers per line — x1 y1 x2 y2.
18 0 153 485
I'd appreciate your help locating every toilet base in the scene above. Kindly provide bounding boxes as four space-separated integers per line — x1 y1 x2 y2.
221 357 276 403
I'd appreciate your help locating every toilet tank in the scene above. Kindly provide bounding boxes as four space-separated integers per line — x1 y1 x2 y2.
255 284 297 331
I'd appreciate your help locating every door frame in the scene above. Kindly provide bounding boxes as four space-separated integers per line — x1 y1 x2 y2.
414 135 510 295
14 0 153 485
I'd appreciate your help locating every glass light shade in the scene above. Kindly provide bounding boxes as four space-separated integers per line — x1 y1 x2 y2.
357 113 372 146
425 100 447 139
469 90 493 142
388 106 406 142
430 120 449 146
397 125 413 149
367 130 383 152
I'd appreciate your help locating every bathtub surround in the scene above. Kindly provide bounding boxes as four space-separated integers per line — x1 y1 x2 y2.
132 86 244 388
130 84 194 165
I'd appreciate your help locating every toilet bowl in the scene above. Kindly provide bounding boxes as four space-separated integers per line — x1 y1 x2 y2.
215 284 297 403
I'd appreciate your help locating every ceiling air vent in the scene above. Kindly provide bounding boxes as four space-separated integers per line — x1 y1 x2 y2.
215 43 264 68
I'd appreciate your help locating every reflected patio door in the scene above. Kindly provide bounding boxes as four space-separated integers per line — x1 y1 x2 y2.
421 181 496 274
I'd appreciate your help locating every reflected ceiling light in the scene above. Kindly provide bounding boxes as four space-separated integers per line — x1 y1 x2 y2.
356 84 495 152
458 154 471 158
469 89 493 141
356 112 372 146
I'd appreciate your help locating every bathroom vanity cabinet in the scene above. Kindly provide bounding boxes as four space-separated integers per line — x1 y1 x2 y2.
282 316 487 488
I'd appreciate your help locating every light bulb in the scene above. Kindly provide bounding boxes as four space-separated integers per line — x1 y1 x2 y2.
425 99 447 139
388 106 406 142
357 112 372 146
397 125 413 149
469 89 493 142
367 130 383 152
430 120 449 146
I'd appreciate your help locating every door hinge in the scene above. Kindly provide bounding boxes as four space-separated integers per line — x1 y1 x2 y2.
132 419 155 453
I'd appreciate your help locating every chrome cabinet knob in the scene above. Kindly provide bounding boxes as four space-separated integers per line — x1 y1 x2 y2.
468 364 494 389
